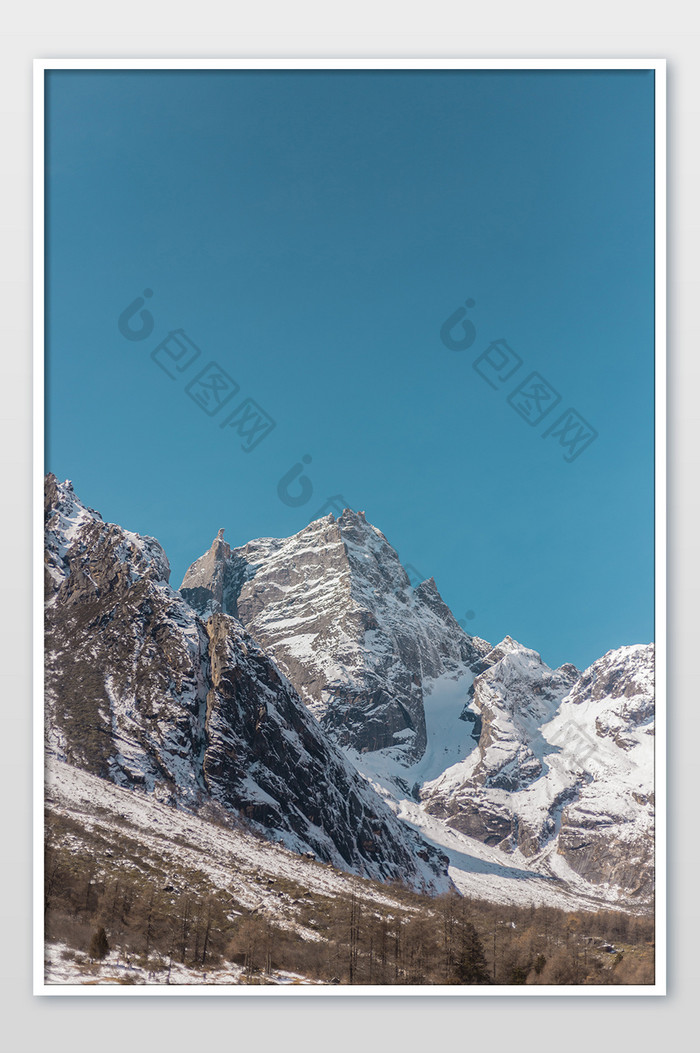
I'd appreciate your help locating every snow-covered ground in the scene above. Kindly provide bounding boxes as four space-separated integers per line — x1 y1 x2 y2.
46 759 413 921
44 943 323 986
45 757 433 986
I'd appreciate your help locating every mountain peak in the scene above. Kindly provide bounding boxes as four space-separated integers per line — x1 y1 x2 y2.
179 528 233 617
339 508 366 522
180 510 491 756
45 474 170 588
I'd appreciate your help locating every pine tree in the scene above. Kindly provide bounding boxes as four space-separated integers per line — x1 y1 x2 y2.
455 922 491 984
88 926 110 961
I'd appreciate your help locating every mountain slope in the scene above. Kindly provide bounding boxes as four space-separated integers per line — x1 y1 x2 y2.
420 638 580 845
404 639 655 900
542 644 655 896
45 474 208 801
202 611 449 884
44 476 450 893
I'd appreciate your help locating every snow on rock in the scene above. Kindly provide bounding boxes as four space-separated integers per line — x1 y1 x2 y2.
412 639 655 901
420 638 580 846
200 611 451 890
341 666 653 911
45 474 207 802
180 510 490 759
541 644 655 896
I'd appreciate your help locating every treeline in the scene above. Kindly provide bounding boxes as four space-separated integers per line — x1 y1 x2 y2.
45 838 232 978
44 823 654 986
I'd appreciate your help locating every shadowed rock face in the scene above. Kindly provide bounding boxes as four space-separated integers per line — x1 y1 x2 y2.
203 613 450 885
44 475 450 892
181 511 490 758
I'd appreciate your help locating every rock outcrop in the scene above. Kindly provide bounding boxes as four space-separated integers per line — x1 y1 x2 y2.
203 612 449 885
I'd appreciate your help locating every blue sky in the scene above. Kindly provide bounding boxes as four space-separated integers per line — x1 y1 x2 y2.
45 69 655 670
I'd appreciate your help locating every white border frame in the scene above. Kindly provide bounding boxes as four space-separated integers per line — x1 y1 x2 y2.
32 57 666 997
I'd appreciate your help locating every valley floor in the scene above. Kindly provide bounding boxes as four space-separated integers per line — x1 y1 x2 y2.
43 759 654 988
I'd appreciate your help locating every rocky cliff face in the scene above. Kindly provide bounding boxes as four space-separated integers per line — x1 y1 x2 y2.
203 613 449 885
45 474 208 801
464 637 581 793
181 511 490 758
418 638 580 846
44 476 450 892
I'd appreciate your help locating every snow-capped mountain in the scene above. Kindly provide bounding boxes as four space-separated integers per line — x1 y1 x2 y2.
44 476 450 893
45 477 655 907
181 513 655 905
418 639 655 898
180 511 490 758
